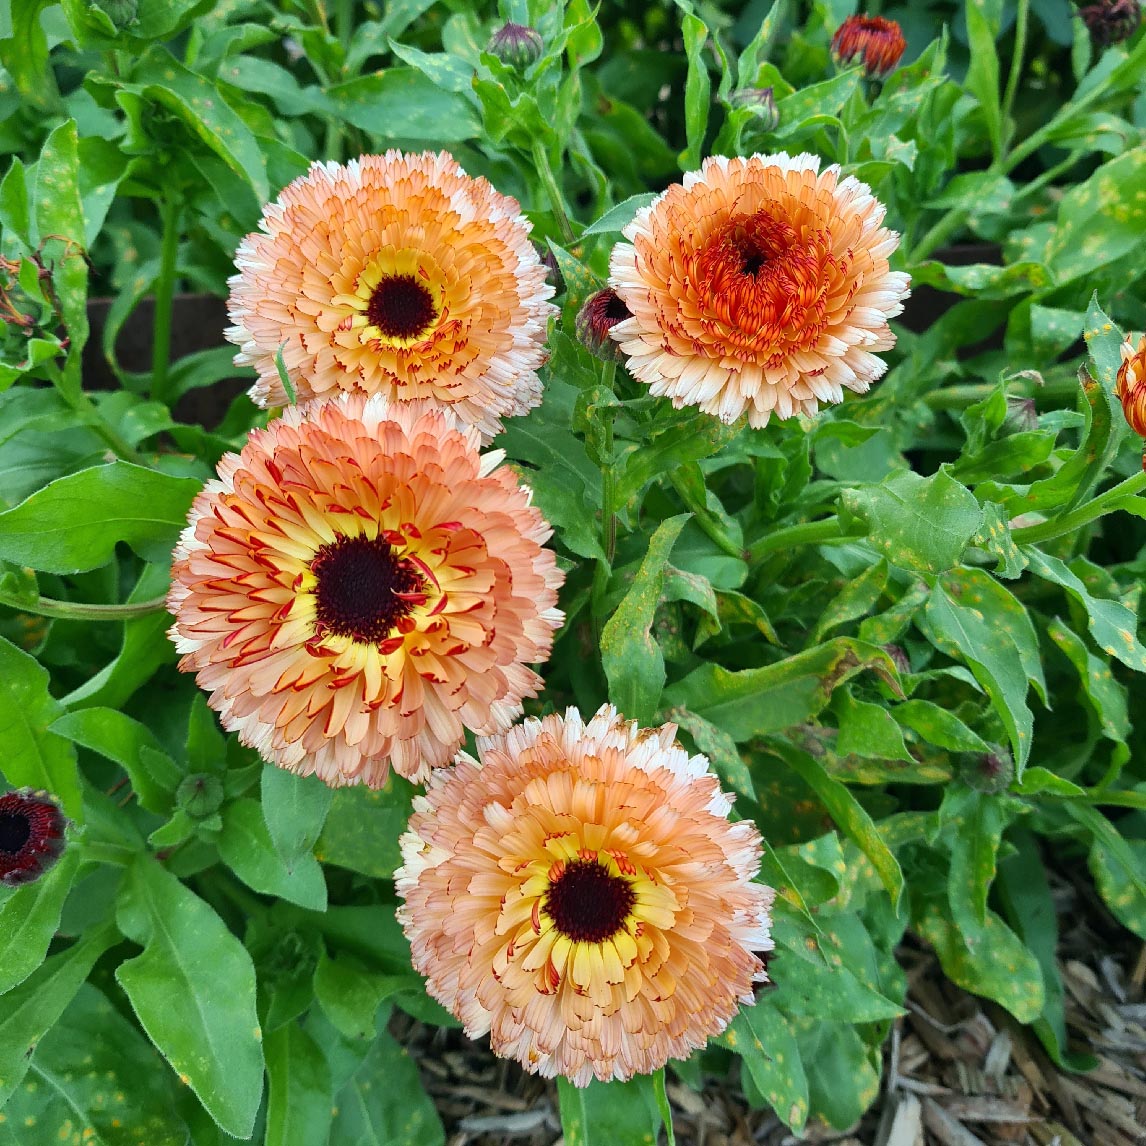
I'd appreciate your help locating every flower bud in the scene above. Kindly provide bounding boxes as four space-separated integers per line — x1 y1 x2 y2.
882 644 910 675
487 22 544 70
1004 396 1038 434
728 86 779 133
956 746 1014 794
1117 334 1146 439
100 0 139 28
576 288 632 363
830 14 907 80
176 774 225 819
1079 0 1142 47
0 789 67 887
534 241 565 297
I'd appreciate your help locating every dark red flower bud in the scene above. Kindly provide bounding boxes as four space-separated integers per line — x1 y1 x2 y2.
957 746 1015 794
831 14 907 80
576 288 632 362
728 86 780 132
0 789 67 887
1079 0 1142 47
487 22 544 69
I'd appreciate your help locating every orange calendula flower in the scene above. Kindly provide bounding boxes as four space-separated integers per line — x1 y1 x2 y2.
1117 333 1146 439
167 394 564 787
226 151 556 442
608 153 910 428
396 705 774 1085
830 14 907 80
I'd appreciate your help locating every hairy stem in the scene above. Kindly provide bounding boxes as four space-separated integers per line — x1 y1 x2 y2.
532 140 576 244
1012 470 1146 546
0 592 169 621
150 195 181 406
747 516 848 564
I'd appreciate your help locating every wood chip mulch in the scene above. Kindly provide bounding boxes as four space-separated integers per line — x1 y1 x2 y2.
394 871 1146 1145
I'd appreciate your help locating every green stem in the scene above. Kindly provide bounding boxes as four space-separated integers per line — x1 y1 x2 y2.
150 195 181 406
0 592 168 621
531 140 576 244
43 362 147 464
668 471 745 560
79 841 137 867
1012 470 1146 546
598 360 617 563
747 516 847 564
1001 0 1029 135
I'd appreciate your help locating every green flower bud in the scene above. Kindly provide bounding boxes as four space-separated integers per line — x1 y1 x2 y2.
177 774 225 819
487 22 544 70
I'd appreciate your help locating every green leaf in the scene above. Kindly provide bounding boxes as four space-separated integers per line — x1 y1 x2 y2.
0 850 79 995
265 1022 333 1146
662 637 900 742
892 699 990 753
1045 617 1129 748
1067 802 1146 941
668 707 753 799
557 1075 665 1146
115 855 264 1138
808 558 888 645
580 193 657 238
0 635 82 819
218 798 327 910
839 469 982 574
616 416 740 511
964 0 1002 161
260 765 333 873
679 13 711 170
795 1019 882 1131
940 786 1009 943
0 925 117 1105
0 462 200 573
776 70 862 131
326 69 480 142
601 515 690 723
718 1000 807 1131
835 688 914 764
316 778 414 880
2 984 189 1146
765 742 904 909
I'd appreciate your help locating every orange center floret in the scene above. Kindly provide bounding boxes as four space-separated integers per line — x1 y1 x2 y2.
311 534 428 646
366 273 440 341
542 859 637 944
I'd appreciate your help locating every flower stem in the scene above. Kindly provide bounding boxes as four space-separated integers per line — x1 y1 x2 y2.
0 592 169 621
747 516 848 564
1001 0 1029 135
150 195 181 406
531 140 576 245
668 471 745 560
1012 470 1146 546
42 362 147 465
598 360 617 563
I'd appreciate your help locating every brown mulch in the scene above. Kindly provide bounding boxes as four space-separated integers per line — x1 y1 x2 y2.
395 872 1146 1145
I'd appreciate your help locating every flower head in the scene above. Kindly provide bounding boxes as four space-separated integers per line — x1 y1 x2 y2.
1117 334 1146 438
396 705 774 1085
608 153 910 428
575 288 632 362
1079 0 1141 46
831 14 907 79
488 22 544 69
0 789 67 887
167 394 564 788
226 151 556 442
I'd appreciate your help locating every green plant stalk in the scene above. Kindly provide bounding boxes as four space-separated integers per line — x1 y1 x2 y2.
598 361 617 563
0 591 169 621
150 195 181 406
667 471 745 560
747 516 848 564
531 140 576 244
1012 470 1146 546
1000 0 1029 135
43 361 147 465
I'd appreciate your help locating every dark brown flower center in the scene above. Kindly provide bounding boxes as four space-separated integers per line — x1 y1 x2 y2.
366 274 438 341
0 810 30 854
311 534 426 645
543 859 636 943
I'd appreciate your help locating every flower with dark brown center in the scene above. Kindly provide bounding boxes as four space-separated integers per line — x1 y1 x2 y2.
831 14 907 80
1079 0 1142 46
0 789 67 888
575 288 632 362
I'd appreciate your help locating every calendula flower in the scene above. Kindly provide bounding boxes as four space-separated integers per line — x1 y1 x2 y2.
830 14 907 79
167 394 564 788
226 151 556 442
608 153 910 428
0 789 67 887
396 705 774 1085
1117 334 1146 438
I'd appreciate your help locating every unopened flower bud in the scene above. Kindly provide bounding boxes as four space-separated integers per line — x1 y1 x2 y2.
534 241 565 297
1079 0 1142 47
728 86 779 132
0 789 67 887
99 0 139 28
576 288 632 362
487 22 543 69
831 14 907 80
882 644 910 675
1117 334 1146 439
176 773 225 819
1004 397 1038 434
957 746 1014 794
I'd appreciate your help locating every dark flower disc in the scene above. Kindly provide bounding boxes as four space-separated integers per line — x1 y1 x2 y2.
0 789 67 888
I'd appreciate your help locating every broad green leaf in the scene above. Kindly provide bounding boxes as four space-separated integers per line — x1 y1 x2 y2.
678 13 711 169
1069 802 1146 941
940 786 1009 943
662 638 900 742
557 1075 664 1146
580 193 657 237
736 0 786 84
0 462 200 573
601 515 690 723
964 0 1002 159
0 0 59 110
0 850 79 995
718 1001 807 1131
766 742 904 909
892 700 990 753
808 558 888 644
218 798 327 910
835 688 913 764
616 417 740 511
0 635 82 818
265 1022 333 1146
2 984 188 1146
116 856 264 1138
1045 617 1129 748
839 469 982 574
316 778 415 880
795 1019 882 1131
0 924 116 1105
326 69 480 141
260 765 333 873
776 71 861 132
668 707 754 799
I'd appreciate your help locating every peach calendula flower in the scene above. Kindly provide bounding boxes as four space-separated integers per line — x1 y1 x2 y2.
396 705 774 1085
1116 334 1146 439
608 152 911 428
226 151 556 442
167 394 564 787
